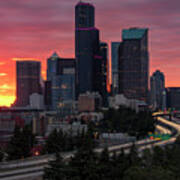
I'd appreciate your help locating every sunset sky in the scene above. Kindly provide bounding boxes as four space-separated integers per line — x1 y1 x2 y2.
0 0 179 106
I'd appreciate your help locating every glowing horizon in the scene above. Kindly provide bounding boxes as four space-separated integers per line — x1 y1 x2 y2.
0 96 16 107
12 58 40 61
0 0 179 106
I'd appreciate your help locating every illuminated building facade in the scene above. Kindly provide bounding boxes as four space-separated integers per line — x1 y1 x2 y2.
119 28 149 102
47 52 75 110
16 61 41 107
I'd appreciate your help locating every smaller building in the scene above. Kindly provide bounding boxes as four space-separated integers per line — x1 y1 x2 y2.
109 94 148 112
78 92 102 112
57 100 77 118
78 112 104 122
30 93 44 110
100 133 136 145
15 60 42 107
47 52 76 110
150 70 165 110
166 87 180 110
45 122 87 137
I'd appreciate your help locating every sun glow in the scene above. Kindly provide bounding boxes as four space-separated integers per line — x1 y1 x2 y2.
0 96 16 107
12 58 39 61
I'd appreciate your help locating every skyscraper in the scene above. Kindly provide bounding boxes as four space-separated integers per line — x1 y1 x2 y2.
111 42 121 95
99 42 108 105
75 2 94 29
75 1 100 96
16 61 41 107
47 52 75 110
150 70 165 110
119 28 149 102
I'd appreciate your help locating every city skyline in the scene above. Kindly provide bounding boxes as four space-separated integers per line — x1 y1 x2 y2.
0 0 179 106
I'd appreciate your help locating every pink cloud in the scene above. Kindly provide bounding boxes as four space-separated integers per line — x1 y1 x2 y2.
0 0 179 100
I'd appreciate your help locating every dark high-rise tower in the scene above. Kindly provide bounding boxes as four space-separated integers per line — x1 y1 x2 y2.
16 61 41 107
75 2 95 29
150 70 165 110
75 1 99 96
119 28 149 102
99 42 108 105
111 42 121 95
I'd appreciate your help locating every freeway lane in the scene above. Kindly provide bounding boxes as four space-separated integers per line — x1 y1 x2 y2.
156 125 171 134
1 114 180 180
2 172 43 180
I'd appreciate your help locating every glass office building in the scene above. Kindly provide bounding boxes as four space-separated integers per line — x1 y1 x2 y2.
47 52 75 110
119 28 149 102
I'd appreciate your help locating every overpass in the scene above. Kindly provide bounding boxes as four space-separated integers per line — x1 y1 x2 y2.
0 113 180 180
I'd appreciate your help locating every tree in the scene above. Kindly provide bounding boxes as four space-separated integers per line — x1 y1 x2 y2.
68 129 98 180
127 144 141 167
6 125 36 160
123 166 176 180
96 147 112 179
44 129 65 154
110 148 128 179
43 153 67 180
0 149 4 162
152 146 165 167
141 148 152 168
100 106 155 138
175 135 180 146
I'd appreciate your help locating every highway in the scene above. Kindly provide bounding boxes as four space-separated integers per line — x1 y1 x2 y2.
0 114 180 180
156 125 171 134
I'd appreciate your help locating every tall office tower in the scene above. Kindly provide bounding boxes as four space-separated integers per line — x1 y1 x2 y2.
119 28 149 102
150 70 165 110
75 1 94 28
44 80 52 110
99 42 108 105
16 61 41 107
111 42 121 95
75 2 100 96
47 52 76 110
47 52 59 81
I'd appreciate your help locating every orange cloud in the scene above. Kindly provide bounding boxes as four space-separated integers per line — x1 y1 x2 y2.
0 73 7 77
0 62 5 66
12 58 40 61
0 95 15 107
0 84 14 90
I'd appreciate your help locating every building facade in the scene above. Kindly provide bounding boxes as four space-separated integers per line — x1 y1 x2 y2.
78 92 102 112
75 1 94 29
47 52 75 110
75 2 100 96
119 28 149 102
99 42 108 105
166 87 180 110
111 42 121 95
150 70 165 110
16 61 41 107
